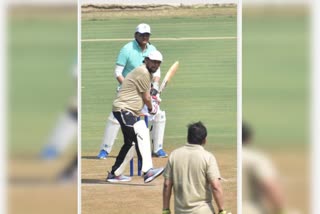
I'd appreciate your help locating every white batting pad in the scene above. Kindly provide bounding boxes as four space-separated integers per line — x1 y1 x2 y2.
114 144 135 176
47 112 77 153
100 112 121 153
151 110 166 153
134 120 153 172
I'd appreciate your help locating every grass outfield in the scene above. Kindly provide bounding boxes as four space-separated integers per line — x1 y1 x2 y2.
243 7 309 145
9 9 77 154
81 6 237 214
81 7 237 153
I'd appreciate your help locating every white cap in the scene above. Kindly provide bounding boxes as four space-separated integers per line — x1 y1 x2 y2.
135 23 151 34
147 50 163 62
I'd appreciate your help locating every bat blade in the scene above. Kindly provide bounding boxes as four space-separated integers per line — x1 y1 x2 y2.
159 61 179 93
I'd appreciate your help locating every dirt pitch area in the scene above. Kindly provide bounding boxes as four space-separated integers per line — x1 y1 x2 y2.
81 144 237 214
8 154 78 214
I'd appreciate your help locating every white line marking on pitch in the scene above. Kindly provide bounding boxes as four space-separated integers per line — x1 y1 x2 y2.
81 36 237 42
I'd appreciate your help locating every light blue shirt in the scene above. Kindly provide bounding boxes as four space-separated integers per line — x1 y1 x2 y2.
116 40 157 77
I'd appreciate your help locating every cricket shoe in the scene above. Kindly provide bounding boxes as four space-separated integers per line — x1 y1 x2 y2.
97 149 108 159
144 167 164 183
106 172 131 183
153 149 168 158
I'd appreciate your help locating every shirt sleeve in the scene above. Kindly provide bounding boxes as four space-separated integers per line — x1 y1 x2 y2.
253 153 277 180
207 154 221 181
163 155 173 181
116 46 128 67
114 65 125 78
135 74 150 93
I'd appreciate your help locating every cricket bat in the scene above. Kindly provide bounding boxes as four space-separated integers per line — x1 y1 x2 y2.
159 61 179 93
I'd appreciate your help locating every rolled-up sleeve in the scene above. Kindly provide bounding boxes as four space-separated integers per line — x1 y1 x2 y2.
163 155 173 181
207 155 221 181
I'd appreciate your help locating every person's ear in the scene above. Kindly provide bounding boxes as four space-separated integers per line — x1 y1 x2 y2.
202 138 207 145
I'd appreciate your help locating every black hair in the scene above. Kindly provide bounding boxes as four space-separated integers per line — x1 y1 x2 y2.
187 121 207 145
242 121 253 144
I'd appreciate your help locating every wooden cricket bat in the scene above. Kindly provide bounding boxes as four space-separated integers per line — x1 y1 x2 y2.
159 61 179 93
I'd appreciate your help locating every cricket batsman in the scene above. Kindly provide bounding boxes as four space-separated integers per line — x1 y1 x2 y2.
97 23 168 159
106 50 165 183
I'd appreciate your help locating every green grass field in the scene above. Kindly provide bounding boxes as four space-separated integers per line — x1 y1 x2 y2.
81 8 237 153
243 7 309 145
9 9 77 154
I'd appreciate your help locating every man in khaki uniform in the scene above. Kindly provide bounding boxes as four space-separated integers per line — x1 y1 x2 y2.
162 122 227 214
106 50 164 183
242 122 286 214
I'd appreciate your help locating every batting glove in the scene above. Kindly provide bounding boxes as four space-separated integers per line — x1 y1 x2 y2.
162 209 171 214
148 102 159 115
150 82 159 96
151 94 161 104
218 210 227 214
152 82 160 91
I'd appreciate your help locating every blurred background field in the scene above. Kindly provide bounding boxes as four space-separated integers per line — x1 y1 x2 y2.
81 5 237 214
8 5 77 214
242 4 310 213
9 7 77 154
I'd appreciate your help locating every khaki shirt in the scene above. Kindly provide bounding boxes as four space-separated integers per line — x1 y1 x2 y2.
113 64 152 116
163 144 221 214
242 146 277 214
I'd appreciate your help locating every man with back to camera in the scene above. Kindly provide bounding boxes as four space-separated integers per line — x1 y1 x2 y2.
242 122 286 214
162 121 227 214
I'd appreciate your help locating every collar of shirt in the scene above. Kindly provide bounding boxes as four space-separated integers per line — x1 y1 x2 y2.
184 143 204 150
133 39 149 52
140 64 153 79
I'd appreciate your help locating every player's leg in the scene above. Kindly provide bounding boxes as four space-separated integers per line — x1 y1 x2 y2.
151 110 168 157
97 112 121 159
107 111 136 182
133 120 164 183
40 108 77 160
57 154 77 182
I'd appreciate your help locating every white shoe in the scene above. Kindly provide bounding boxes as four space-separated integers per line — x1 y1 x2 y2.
106 172 132 183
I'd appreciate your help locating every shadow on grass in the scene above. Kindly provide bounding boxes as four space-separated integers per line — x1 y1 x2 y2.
81 178 156 187
82 155 117 159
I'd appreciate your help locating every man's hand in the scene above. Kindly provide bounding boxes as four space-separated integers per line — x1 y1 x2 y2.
151 94 162 104
150 88 158 96
162 209 171 214
150 82 160 96
148 102 159 115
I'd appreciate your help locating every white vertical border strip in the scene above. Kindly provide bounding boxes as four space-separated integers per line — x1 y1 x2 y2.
311 0 319 213
78 0 82 213
0 0 7 213
237 0 242 213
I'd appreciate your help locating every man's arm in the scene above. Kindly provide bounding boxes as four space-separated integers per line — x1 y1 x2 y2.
116 75 124 84
210 178 225 212
142 91 152 110
114 65 125 84
151 68 161 95
152 76 160 83
163 178 173 212
260 178 285 213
